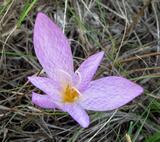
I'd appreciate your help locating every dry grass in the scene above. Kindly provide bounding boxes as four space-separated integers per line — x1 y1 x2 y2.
0 0 160 141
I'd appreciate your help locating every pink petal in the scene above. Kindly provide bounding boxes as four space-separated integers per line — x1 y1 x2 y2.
32 92 56 108
28 76 61 101
33 12 74 80
59 103 90 128
79 76 143 111
74 51 104 92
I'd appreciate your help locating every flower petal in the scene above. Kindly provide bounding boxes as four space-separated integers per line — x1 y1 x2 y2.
34 12 74 79
60 103 90 128
79 76 143 111
28 76 61 101
32 92 56 108
74 51 104 92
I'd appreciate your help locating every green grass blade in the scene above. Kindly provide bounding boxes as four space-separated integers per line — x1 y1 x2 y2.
145 131 160 142
17 0 37 27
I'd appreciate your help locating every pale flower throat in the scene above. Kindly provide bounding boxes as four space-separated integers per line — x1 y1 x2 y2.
63 85 79 103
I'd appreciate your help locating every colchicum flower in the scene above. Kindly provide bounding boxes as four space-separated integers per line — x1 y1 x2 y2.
28 13 143 128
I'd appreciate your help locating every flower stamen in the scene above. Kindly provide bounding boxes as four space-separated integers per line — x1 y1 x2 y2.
63 85 79 103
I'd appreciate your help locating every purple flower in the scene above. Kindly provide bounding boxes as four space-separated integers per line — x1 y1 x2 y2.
28 13 143 128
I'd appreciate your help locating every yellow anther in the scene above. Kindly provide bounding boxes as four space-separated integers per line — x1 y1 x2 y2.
63 85 79 103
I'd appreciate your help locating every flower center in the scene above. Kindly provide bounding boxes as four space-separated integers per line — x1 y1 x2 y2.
63 85 79 103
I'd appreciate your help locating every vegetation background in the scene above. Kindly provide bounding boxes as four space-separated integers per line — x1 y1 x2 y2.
0 0 160 141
